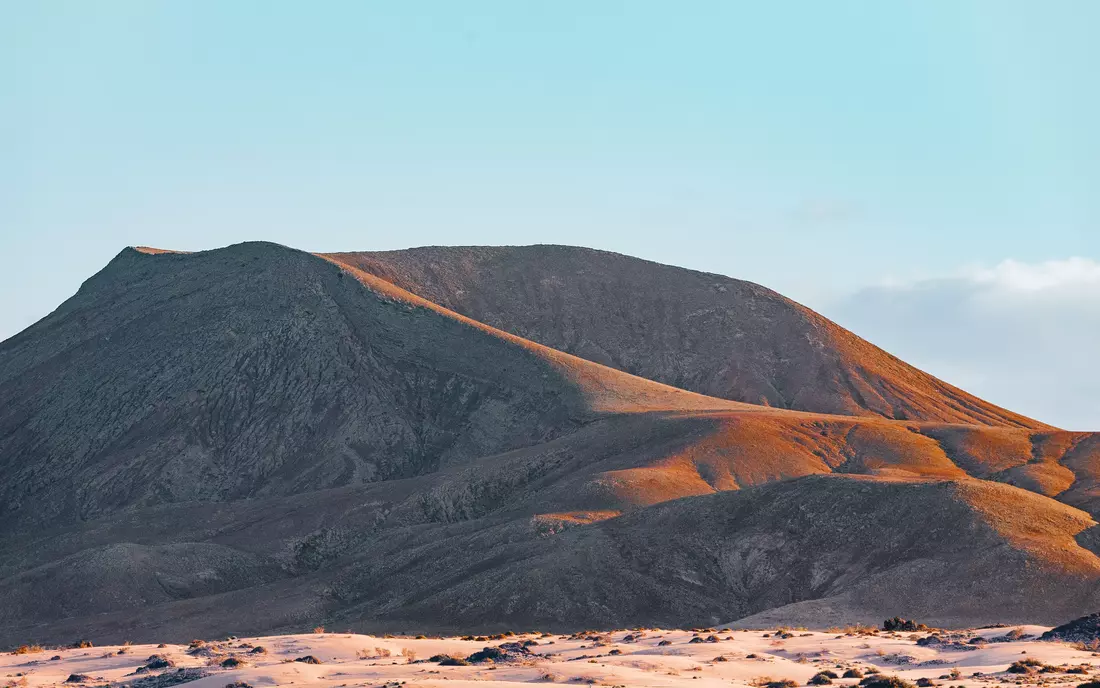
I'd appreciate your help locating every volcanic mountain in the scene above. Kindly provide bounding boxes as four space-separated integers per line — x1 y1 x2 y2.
0 241 1097 646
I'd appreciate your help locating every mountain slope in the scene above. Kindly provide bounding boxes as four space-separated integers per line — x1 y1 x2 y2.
1 241 1096 647
0 242 741 531
324 245 1048 427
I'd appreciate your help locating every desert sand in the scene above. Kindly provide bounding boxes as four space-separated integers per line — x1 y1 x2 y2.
4 626 1098 688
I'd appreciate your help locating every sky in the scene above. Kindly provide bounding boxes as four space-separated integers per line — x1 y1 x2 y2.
3 1 1098 428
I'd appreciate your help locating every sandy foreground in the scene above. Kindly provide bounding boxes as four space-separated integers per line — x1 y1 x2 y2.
4 625 1097 688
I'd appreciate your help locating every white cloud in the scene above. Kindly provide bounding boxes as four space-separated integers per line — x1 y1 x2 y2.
970 257 1100 296
822 257 1100 431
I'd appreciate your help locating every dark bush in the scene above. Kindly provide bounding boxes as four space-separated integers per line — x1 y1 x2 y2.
143 655 175 670
1007 658 1045 674
882 618 927 632
466 647 505 663
860 676 916 688
809 672 834 685
843 669 864 679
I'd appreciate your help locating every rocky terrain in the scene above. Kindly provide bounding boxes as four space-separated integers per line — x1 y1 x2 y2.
1 242 1099 647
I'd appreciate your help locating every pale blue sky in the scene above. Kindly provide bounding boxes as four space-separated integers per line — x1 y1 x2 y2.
3 1 1098 424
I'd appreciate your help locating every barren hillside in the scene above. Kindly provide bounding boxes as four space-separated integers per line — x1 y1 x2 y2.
0 241 1096 647
325 246 1046 427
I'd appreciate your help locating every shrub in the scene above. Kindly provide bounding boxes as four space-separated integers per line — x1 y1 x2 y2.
1007 658 1046 674
13 645 44 655
144 655 175 670
916 679 936 687
401 648 417 663
843 669 864 679
1076 682 1100 688
882 618 927 632
809 673 834 685
466 647 506 663
312 626 325 634
859 676 916 688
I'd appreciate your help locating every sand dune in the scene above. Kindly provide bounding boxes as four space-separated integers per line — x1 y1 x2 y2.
4 627 1100 688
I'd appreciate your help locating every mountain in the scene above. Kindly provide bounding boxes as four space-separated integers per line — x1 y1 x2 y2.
0 241 1096 646
323 245 1047 427
0 243 741 531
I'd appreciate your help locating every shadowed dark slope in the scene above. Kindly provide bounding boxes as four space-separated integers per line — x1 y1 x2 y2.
325 245 1047 428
